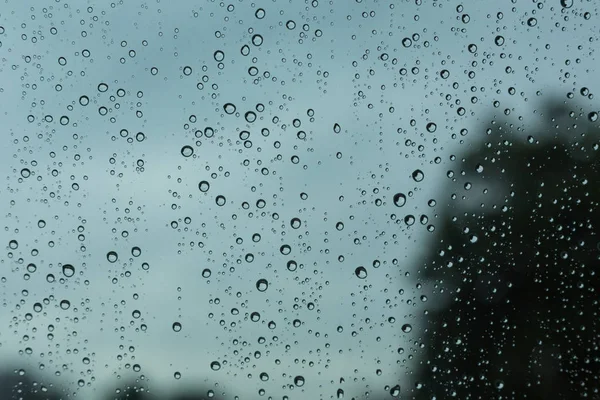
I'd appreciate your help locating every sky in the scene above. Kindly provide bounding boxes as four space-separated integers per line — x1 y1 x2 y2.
0 0 597 399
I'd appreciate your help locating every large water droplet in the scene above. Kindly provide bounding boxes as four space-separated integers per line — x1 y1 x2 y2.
256 278 269 292
62 264 75 277
355 266 368 279
412 169 424 182
393 193 406 207
107 251 118 263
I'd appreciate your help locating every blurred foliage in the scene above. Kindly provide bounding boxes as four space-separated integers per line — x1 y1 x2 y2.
415 98 600 399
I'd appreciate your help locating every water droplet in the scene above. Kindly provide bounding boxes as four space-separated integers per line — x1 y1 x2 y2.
401 324 412 333
402 37 412 47
20 168 31 178
287 260 298 272
107 251 118 263
290 218 301 229
98 83 108 92
286 20 296 29
223 103 236 114
198 180 210 192
588 112 598 122
215 195 226 206
251 34 263 46
255 8 266 19
412 169 424 182
213 50 225 62
172 322 182 332
62 264 75 277
131 246 141 257
181 145 194 157
79 95 89 106
60 300 70 310
527 17 537 27
494 35 505 46
393 193 406 207
280 244 291 255
333 123 341 133
390 385 401 397
355 266 368 279
560 0 573 8
294 376 305 387
210 361 221 371
426 122 437 133
256 278 269 292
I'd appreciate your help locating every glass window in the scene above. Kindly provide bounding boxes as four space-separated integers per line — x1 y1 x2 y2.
0 1 598 399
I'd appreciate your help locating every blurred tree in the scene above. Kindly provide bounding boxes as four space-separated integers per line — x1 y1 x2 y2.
414 98 600 399
0 367 61 400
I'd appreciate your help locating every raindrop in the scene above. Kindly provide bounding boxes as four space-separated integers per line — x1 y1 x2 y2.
426 122 437 133
280 244 292 255
62 264 75 277
494 35 505 46
287 260 298 271
172 322 182 332
256 278 269 292
79 95 89 106
181 145 194 157
223 103 236 114
393 193 407 207
355 266 368 279
294 376 305 387
390 385 401 397
251 34 264 46
286 20 296 29
60 300 70 310
107 251 118 263
131 246 141 257
290 218 301 229
401 324 412 333
333 123 341 133
198 180 210 192
98 83 108 92
215 195 226 206
412 169 424 182
214 50 225 62
588 112 598 122
402 37 412 47
560 0 573 8
255 8 266 19
210 361 221 371
202 268 211 278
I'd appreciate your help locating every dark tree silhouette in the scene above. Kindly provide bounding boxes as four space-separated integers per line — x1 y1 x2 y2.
0 367 61 400
414 98 600 399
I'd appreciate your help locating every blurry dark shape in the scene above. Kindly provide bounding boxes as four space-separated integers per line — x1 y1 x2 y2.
103 380 155 400
415 98 600 399
0 367 60 400
170 385 223 400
